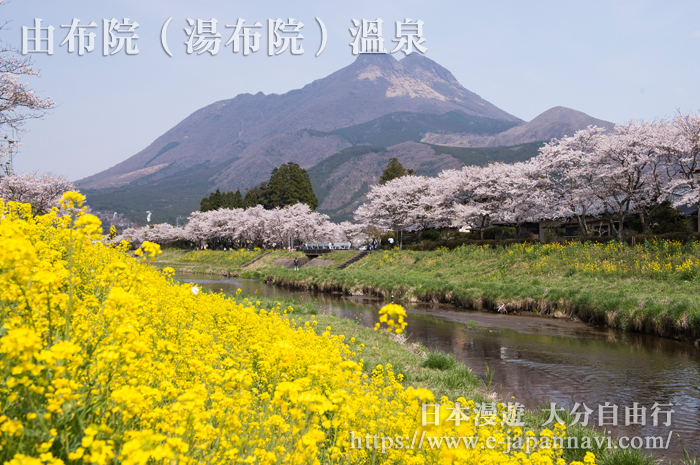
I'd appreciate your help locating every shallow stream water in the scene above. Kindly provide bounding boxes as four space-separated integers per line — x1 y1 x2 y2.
178 274 700 460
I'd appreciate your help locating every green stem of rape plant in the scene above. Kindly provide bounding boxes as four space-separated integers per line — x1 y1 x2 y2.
65 204 81 341
206 407 229 465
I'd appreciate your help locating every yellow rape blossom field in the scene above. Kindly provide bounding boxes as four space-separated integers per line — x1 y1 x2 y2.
0 193 592 465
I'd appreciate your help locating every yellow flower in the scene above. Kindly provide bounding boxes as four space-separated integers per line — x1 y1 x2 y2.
376 303 407 333
68 447 85 460
60 191 86 210
74 213 103 237
142 241 162 259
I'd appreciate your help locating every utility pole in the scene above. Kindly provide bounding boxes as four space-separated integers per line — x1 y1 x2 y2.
0 135 16 177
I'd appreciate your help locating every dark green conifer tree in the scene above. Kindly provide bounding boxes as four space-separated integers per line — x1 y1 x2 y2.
265 162 318 210
379 158 413 184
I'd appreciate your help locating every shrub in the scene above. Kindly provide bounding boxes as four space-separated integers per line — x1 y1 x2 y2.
422 229 441 241
483 226 517 240
380 231 396 243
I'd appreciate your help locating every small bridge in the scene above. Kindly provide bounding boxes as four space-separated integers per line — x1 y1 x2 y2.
301 242 351 259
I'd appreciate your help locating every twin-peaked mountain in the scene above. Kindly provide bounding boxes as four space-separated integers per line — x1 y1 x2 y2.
78 53 614 224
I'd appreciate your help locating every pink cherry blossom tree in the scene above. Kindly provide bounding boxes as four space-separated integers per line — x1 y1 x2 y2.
141 223 182 245
591 120 677 238
354 175 431 245
531 126 607 236
159 203 351 249
113 227 147 247
442 164 514 240
661 110 700 231
0 171 75 214
497 161 550 237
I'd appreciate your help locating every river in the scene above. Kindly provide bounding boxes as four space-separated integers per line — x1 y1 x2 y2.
177 274 700 460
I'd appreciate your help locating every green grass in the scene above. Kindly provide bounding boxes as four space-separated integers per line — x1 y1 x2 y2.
154 248 269 275
155 248 311 273
176 248 263 266
228 290 321 316
155 249 362 275
422 351 458 370
312 250 359 268
679 441 699 465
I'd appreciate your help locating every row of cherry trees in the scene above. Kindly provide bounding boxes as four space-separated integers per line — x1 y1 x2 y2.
115 203 360 248
355 111 700 240
6 111 699 245
0 173 358 248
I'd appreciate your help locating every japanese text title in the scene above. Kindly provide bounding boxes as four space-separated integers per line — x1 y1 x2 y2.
20 18 427 57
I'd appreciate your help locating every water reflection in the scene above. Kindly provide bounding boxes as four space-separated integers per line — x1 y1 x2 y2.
178 275 700 460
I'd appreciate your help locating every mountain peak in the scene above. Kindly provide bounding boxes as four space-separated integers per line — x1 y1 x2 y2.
350 52 397 67
529 106 613 129
350 53 456 83
346 53 511 116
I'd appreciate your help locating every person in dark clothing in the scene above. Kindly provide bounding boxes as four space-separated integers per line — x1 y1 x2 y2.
294 257 299 271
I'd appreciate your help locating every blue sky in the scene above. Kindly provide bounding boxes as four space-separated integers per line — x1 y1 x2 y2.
3 0 700 181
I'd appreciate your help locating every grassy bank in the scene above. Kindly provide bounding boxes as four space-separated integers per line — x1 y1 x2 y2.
4 195 688 464
6 198 588 465
155 248 355 275
264 242 700 342
154 242 700 341
155 248 280 275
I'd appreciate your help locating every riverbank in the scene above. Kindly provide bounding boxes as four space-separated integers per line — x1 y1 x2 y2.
197 286 662 465
155 243 700 344
273 242 700 343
